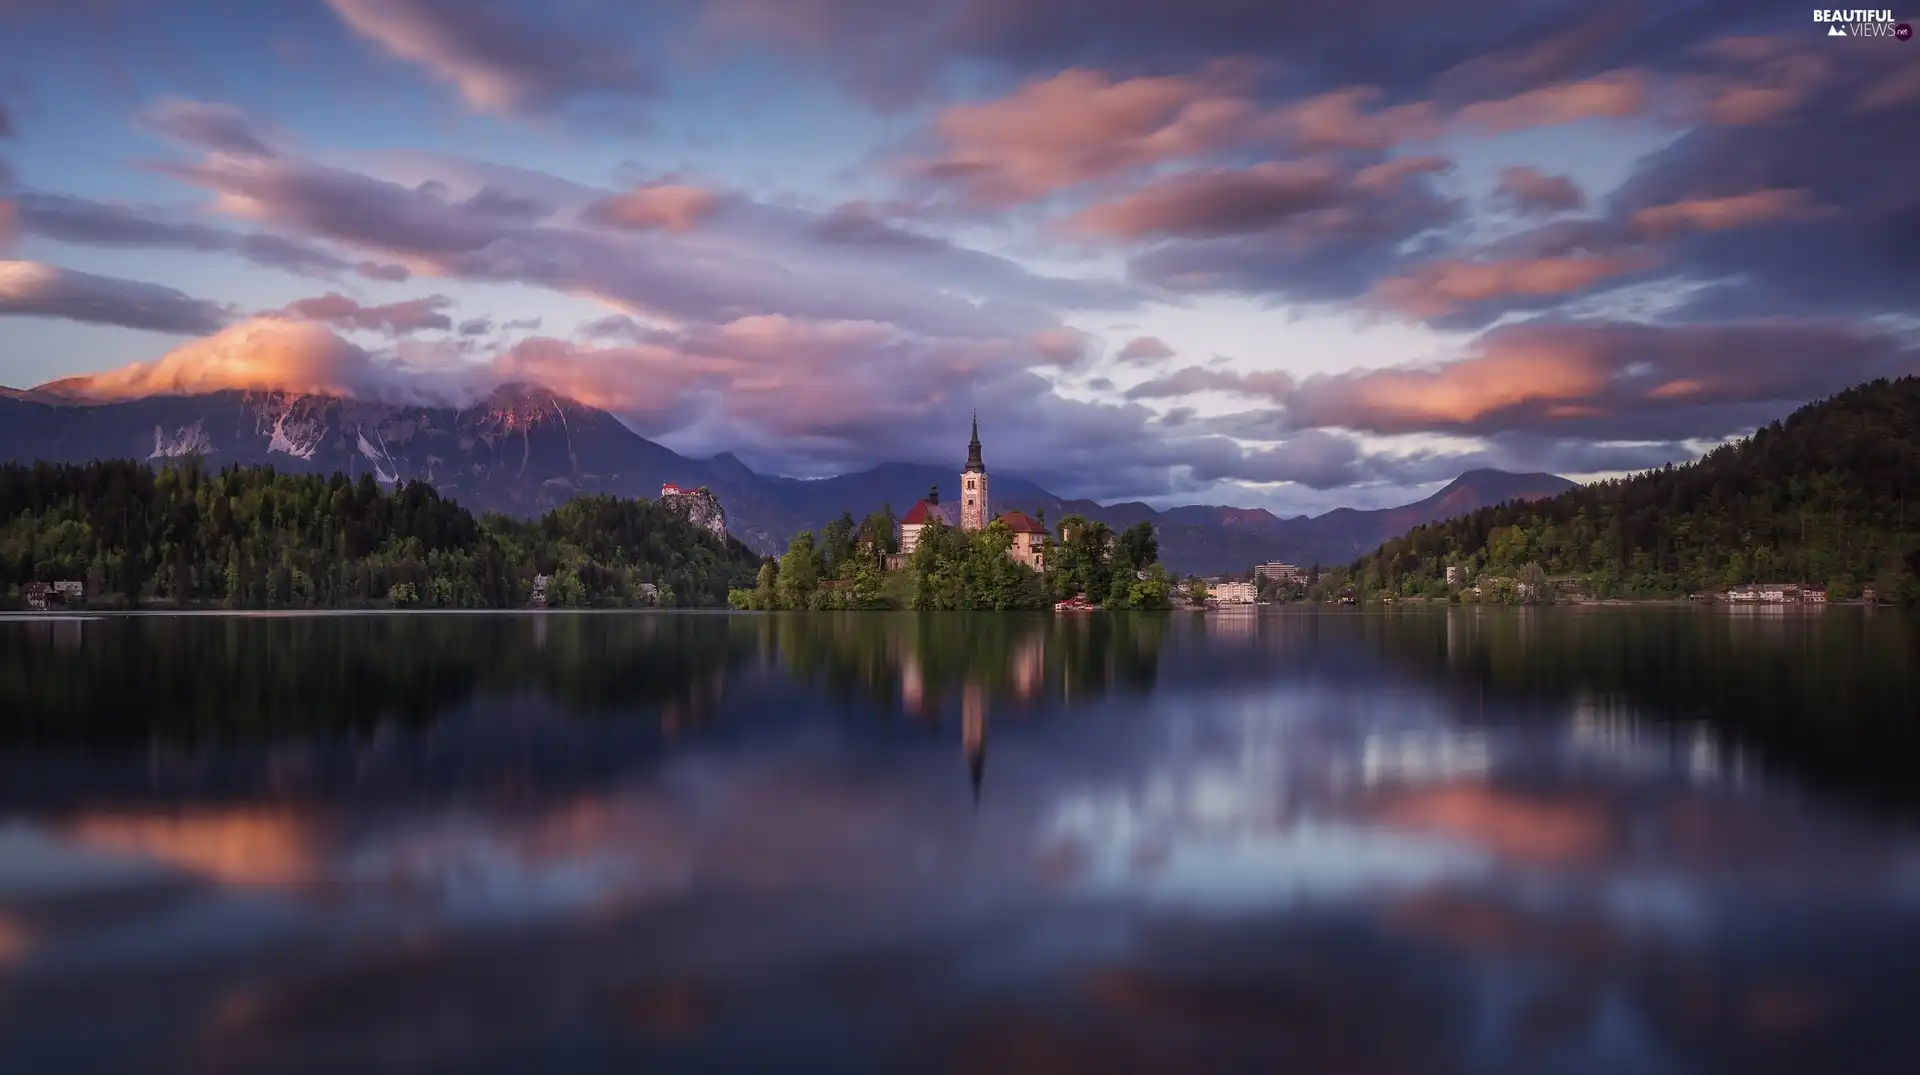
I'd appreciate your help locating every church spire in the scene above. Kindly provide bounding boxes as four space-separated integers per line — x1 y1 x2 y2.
965 411 985 472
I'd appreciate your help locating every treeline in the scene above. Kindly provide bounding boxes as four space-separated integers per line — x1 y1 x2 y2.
0 459 761 609
1354 377 1920 603
730 509 1173 611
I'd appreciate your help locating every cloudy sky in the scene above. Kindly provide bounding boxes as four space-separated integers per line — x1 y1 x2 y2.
1 1 1917 513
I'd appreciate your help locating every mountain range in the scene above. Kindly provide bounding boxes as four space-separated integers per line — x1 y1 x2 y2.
0 383 1573 574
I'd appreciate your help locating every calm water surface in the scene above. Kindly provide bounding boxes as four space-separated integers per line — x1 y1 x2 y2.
2 608 1918 1074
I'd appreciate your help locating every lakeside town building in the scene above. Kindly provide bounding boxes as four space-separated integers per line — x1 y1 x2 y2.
1724 583 1828 604
1255 562 1310 585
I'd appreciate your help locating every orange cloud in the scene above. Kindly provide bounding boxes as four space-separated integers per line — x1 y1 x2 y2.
585 184 729 232
1370 252 1654 318
1317 345 1604 427
53 318 383 400
0 199 16 253
1630 188 1829 237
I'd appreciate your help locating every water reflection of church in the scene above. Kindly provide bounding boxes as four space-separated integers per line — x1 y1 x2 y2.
901 632 1047 800
762 613 1167 801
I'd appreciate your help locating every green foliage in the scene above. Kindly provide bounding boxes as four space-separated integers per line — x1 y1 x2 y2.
908 519 1050 610
1118 521 1158 572
1046 514 1115 602
0 460 760 610
1354 378 1920 604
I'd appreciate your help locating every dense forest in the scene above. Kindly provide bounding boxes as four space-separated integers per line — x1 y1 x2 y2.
0 459 762 609
728 507 1173 611
1355 377 1920 603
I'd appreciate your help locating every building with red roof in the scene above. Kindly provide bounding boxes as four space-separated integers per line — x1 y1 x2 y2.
896 419 1050 571
995 510 1048 568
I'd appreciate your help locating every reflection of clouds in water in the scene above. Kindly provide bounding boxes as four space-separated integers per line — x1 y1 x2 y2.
1373 786 1611 866
1568 693 1758 787
67 809 320 888
0 912 29 966
1038 700 1494 906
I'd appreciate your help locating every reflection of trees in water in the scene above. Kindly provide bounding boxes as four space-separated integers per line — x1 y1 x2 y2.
768 611 1170 801
1377 609 1920 815
0 614 753 748
767 612 1169 719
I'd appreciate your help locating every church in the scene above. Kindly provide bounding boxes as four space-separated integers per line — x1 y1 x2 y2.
899 417 1048 569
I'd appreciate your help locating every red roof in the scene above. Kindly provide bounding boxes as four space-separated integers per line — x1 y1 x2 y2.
901 500 937 525
996 510 1048 534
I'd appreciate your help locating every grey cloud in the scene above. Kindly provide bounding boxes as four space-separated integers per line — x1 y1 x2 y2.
155 143 1139 339
0 261 228 334
137 98 278 156
14 191 356 276
578 314 679 344
461 185 553 221
1126 365 1292 402
1600 46 1920 323
325 0 655 116
458 317 492 336
280 292 455 334
355 260 412 282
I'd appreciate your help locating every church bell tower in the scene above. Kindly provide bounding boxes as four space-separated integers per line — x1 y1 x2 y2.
960 413 989 531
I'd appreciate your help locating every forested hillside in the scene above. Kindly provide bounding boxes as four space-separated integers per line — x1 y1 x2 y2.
0 460 762 609
1355 377 1920 602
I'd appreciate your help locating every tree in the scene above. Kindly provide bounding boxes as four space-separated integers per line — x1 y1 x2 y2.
1129 564 1172 609
822 511 856 575
1118 521 1158 571
776 532 821 609
753 559 778 609
1517 562 1549 603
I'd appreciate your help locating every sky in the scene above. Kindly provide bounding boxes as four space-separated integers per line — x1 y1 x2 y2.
0 0 1917 514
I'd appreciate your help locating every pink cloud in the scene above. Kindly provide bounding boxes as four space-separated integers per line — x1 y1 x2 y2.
1629 188 1830 237
1281 320 1916 439
1490 166 1586 214
903 62 1263 205
1454 70 1649 133
1264 86 1438 151
584 184 730 232
1115 335 1174 364
1368 253 1655 318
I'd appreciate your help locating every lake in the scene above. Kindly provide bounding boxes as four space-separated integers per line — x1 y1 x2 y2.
1 608 1917 1073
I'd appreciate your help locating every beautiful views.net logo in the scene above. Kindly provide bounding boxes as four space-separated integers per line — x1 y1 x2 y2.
1813 9 1912 38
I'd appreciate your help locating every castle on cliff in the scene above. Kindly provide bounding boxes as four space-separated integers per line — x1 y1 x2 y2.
899 416 1047 569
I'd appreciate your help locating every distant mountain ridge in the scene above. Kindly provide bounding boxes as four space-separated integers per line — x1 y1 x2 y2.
0 384 1572 573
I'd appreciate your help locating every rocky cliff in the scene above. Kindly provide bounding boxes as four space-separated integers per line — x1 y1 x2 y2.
659 487 729 542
